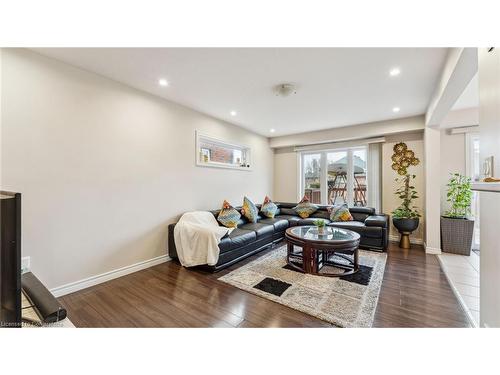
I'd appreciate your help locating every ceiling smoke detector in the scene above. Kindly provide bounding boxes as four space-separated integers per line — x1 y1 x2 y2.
274 83 297 97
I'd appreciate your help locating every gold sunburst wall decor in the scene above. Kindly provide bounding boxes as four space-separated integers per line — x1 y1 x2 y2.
391 142 420 175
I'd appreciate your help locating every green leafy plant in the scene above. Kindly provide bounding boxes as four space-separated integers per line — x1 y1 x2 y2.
392 174 420 219
445 173 472 218
313 219 326 227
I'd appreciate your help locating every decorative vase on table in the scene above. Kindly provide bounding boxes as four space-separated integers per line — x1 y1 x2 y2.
441 173 474 255
390 142 421 249
314 219 327 235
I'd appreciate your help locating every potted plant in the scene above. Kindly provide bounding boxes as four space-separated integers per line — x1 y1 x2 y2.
441 173 474 255
390 142 421 249
392 174 421 249
313 219 327 235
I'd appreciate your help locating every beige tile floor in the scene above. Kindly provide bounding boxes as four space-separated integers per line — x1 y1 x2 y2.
437 251 480 327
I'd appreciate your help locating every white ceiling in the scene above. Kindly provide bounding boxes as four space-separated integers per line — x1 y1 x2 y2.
452 73 479 110
33 48 448 137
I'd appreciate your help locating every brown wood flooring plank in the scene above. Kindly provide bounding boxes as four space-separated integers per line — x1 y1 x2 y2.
58 241 471 328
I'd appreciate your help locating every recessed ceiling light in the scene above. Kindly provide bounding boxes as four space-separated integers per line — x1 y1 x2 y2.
158 79 169 87
389 68 401 77
393 107 400 113
270 128 276 133
230 110 237 116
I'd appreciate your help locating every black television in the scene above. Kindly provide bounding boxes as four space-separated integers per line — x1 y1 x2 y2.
0 191 22 328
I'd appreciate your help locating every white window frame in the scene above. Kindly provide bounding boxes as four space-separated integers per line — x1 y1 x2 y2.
195 131 252 171
299 151 327 203
298 145 368 206
465 131 480 250
465 132 481 180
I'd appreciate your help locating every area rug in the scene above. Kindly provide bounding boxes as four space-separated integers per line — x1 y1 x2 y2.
218 245 387 327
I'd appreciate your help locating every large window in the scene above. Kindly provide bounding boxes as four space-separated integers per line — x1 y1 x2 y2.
300 146 369 206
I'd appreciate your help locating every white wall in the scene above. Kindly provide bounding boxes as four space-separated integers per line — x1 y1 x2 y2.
478 47 500 327
0 49 274 290
440 130 466 214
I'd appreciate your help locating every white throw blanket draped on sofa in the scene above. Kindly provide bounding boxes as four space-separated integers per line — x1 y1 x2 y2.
173 211 232 267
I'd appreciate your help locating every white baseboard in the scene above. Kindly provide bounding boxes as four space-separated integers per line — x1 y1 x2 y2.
50 254 171 298
389 234 423 245
425 246 442 254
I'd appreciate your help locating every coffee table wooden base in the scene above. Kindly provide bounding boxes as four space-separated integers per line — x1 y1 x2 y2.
320 251 359 276
285 233 360 277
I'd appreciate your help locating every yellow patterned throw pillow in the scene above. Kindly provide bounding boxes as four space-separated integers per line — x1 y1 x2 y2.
328 204 353 222
293 195 319 219
261 196 278 218
241 196 259 223
217 200 241 228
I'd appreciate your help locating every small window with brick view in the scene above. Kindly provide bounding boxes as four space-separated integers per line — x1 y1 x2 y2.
196 132 251 170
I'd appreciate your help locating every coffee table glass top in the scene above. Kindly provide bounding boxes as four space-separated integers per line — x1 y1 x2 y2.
287 225 360 243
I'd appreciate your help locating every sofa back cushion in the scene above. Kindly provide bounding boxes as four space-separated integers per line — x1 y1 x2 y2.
309 209 330 220
210 202 375 226
279 207 297 216
277 202 296 209
349 207 375 222
277 203 375 222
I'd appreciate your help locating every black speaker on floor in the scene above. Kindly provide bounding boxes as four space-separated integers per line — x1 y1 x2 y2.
0 191 22 328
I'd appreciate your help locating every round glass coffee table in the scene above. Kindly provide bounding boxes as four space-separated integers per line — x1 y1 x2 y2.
285 225 361 276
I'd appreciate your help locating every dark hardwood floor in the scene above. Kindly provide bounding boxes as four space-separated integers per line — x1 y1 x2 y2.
59 242 471 328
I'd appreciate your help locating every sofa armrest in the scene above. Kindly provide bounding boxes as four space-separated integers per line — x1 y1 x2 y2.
168 223 178 259
364 214 389 228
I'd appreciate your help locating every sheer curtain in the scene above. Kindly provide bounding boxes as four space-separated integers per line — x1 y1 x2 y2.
367 142 382 213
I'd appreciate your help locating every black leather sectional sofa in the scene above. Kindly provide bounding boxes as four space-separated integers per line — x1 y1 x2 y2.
168 202 389 271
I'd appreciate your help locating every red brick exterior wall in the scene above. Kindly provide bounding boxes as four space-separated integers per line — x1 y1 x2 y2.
210 146 233 163
200 143 236 164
